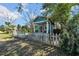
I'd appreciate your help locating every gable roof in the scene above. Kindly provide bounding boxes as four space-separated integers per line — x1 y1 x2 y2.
33 16 48 23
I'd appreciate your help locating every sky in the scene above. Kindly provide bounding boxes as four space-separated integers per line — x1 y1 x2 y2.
0 3 42 25
0 3 79 26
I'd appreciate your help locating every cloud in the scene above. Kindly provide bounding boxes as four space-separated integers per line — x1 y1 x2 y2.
0 5 21 22
9 11 21 20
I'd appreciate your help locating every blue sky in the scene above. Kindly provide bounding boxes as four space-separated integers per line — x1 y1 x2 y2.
0 4 79 26
0 3 42 25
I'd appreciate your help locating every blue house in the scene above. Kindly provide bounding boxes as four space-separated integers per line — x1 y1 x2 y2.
33 16 61 34
31 16 61 46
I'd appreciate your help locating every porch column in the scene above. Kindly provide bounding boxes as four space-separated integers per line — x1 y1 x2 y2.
46 22 49 33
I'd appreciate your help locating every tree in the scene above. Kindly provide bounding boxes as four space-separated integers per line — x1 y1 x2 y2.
66 14 79 55
0 5 20 36
17 3 37 33
17 24 21 31
5 22 15 35
0 25 5 32
42 3 79 55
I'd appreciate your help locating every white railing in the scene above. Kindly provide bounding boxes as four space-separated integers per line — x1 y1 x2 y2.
16 32 60 47
30 33 60 47
50 33 60 47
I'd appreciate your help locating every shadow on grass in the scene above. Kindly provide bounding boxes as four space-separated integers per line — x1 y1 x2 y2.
0 36 66 56
0 39 34 56
2 36 13 39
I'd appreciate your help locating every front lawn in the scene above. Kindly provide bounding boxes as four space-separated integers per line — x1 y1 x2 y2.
0 31 12 41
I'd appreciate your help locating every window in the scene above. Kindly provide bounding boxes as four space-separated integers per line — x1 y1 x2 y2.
34 22 47 33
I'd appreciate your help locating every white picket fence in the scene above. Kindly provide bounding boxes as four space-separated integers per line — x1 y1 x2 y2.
16 32 61 47
30 33 61 47
50 33 61 47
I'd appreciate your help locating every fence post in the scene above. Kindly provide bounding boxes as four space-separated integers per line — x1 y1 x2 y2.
56 33 58 46
58 34 61 46
49 33 51 45
50 33 54 46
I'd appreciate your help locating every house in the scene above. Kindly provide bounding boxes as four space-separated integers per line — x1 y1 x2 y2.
31 16 61 46
33 16 61 34
15 16 61 46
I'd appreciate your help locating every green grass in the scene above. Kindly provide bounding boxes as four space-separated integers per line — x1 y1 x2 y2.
0 31 12 41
